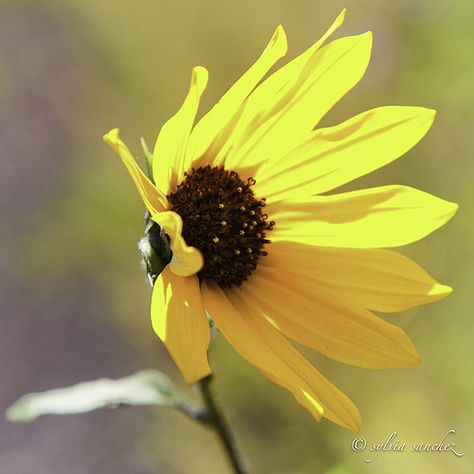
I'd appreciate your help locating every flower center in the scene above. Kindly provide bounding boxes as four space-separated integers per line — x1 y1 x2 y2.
167 165 274 287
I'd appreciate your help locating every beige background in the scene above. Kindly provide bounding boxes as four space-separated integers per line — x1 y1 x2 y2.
0 0 472 472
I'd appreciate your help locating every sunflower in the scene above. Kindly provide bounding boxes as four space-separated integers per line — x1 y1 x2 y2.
103 10 457 431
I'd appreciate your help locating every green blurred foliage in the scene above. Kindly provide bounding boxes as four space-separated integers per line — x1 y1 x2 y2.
1 0 472 473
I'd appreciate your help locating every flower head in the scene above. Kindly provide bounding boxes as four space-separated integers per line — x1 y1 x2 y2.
104 10 457 430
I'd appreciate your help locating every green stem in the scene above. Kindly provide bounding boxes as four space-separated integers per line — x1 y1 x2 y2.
198 375 247 474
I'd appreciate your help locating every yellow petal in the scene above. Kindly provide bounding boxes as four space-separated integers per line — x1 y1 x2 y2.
256 106 436 199
243 269 420 368
262 242 452 312
213 10 347 170
202 281 361 430
151 268 211 385
226 29 372 171
151 211 204 277
251 9 347 104
270 185 458 248
153 66 208 194
187 24 288 169
103 128 167 213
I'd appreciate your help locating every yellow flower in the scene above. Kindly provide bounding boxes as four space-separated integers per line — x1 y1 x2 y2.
103 10 457 431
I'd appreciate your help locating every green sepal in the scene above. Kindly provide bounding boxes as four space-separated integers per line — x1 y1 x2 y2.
140 136 154 181
139 212 173 284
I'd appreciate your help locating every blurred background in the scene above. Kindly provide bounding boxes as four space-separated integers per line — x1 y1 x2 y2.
1 0 472 472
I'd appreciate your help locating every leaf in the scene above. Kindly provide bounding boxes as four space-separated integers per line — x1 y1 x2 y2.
6 369 196 423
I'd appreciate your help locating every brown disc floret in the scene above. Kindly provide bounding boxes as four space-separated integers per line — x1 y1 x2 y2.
166 165 274 287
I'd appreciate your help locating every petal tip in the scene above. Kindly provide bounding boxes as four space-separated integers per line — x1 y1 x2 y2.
344 407 362 432
431 283 453 298
274 24 286 38
449 201 460 217
439 200 460 226
193 65 208 75
349 31 372 62
363 30 373 45
351 419 362 433
420 107 437 127
333 8 347 27
192 66 209 88
391 328 422 368
271 24 288 56
407 348 422 366
103 128 120 144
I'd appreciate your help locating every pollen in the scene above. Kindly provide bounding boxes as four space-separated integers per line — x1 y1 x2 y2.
167 165 273 287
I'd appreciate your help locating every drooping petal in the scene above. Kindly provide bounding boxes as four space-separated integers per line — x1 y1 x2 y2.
225 29 372 171
153 66 208 194
151 211 204 277
151 268 211 385
103 128 167 213
186 24 288 169
270 185 458 248
255 106 436 199
241 269 420 368
261 242 452 313
202 281 361 430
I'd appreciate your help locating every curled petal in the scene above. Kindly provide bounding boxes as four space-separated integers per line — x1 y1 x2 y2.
151 211 204 277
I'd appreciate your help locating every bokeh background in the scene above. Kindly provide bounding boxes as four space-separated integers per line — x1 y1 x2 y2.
1 0 472 473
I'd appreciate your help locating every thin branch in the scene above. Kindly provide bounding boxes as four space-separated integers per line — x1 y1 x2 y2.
198 375 247 474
